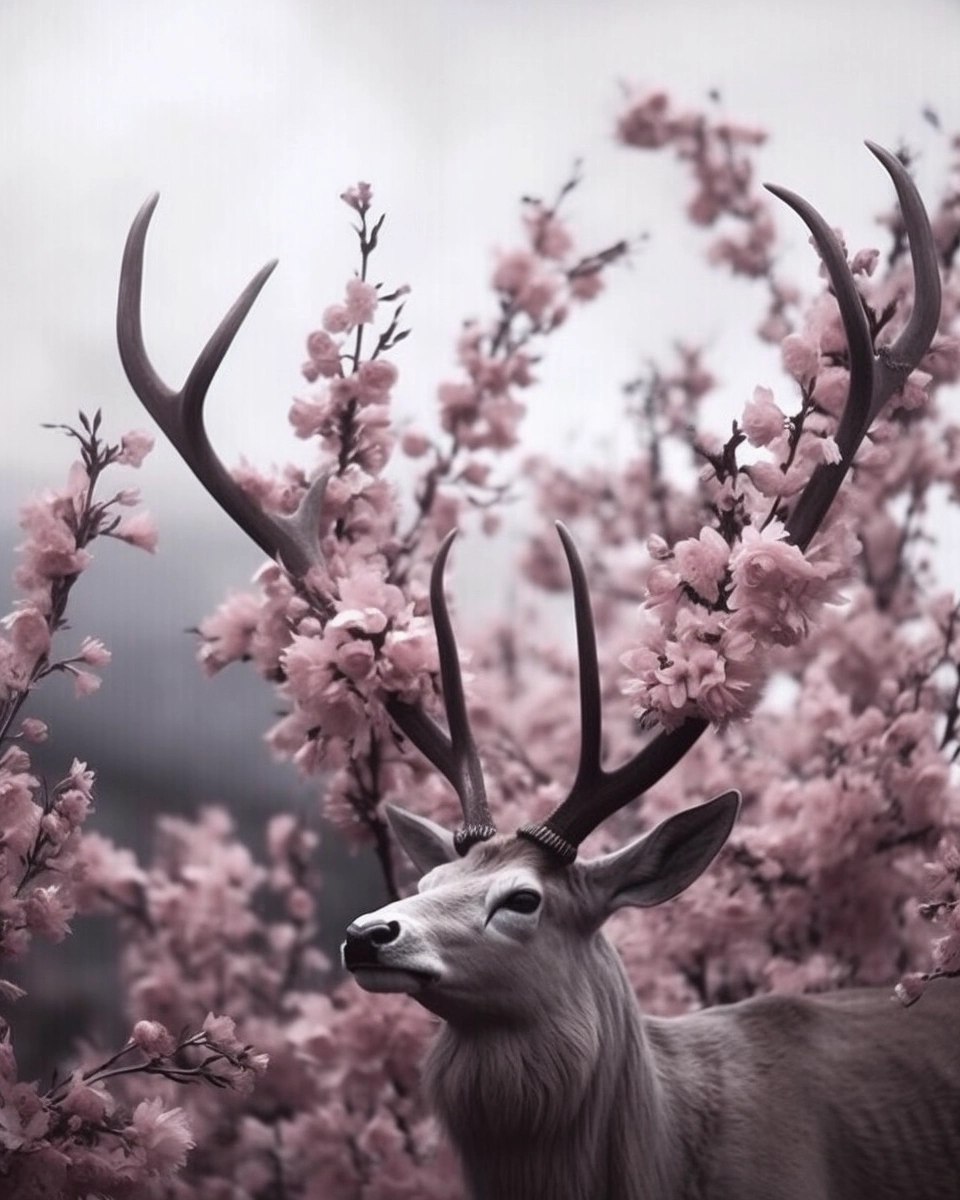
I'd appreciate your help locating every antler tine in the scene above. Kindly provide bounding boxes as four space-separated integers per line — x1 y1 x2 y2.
381 537 500 853
386 533 495 853
864 141 942 425
556 521 603 793
430 532 497 851
117 193 326 581
765 143 941 551
518 526 709 862
518 145 942 863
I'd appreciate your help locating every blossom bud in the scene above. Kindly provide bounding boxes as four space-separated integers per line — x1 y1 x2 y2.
401 430 431 458
118 430 154 467
780 334 819 384
741 386 785 448
132 1019 176 1057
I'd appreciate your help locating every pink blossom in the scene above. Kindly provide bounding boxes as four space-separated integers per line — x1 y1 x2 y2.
812 365 849 417
322 304 351 334
341 180 373 212
3 607 51 659
64 758 95 799
381 623 440 692
132 1019 176 1057
897 369 932 412
198 590 265 674
289 395 327 439
741 386 785 448
59 1079 109 1123
130 1098 194 1174
728 523 840 646
338 566 406 621
517 271 562 323
56 786 90 825
112 512 158 552
78 636 111 666
746 460 806 500
13 494 89 595
401 429 431 458
492 249 535 294
524 204 574 259
71 668 101 697
654 640 727 711
19 718 47 742
304 329 343 377
813 435 841 464
644 562 681 609
286 886 314 921
616 90 674 148
850 247 879 275
780 334 819 384
335 637 376 682
895 973 928 1006
345 279 378 326
75 832 146 910
281 635 336 701
569 269 604 301
23 886 71 940
357 358 398 401
118 429 155 467
673 526 729 604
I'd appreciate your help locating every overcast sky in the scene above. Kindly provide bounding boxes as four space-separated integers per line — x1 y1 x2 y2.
2 0 959 568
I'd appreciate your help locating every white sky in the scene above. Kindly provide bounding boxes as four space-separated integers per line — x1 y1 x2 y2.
1 0 959 548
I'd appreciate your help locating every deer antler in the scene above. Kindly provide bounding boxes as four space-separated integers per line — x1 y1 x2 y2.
119 145 939 868
392 534 497 853
516 143 941 863
117 194 328 582
117 194 496 854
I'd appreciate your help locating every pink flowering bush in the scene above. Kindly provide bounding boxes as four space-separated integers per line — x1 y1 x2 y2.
0 418 267 1195
5 89 960 1197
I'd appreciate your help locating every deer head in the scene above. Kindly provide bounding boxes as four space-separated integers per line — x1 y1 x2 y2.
343 791 739 1026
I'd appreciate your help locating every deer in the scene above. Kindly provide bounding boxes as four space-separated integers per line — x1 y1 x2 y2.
116 144 960 1199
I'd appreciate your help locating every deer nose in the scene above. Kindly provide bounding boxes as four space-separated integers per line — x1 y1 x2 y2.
342 919 401 969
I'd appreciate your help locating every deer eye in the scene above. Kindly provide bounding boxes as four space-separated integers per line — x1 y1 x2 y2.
499 889 541 914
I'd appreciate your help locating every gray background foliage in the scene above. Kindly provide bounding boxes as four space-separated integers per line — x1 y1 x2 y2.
2 0 959 1072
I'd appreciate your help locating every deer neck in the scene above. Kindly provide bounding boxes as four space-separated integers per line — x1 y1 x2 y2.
423 936 683 1200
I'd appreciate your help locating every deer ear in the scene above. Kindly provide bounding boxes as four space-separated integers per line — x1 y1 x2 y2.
385 804 459 876
582 790 740 915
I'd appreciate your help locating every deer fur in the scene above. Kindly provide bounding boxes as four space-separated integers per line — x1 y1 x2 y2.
343 799 960 1200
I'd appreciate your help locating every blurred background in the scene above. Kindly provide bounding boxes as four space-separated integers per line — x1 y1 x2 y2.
2 0 959 1073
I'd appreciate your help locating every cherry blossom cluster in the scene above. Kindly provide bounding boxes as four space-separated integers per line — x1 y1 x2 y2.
0 419 271 1194
610 587 960 1013
197 176 629 884
617 88 772 272
617 87 803 340
503 91 960 1010
898 840 960 1004
79 805 455 1197
618 370 856 730
395 164 630 557
0 415 156 979
0 1011 265 1196
0 420 273 1190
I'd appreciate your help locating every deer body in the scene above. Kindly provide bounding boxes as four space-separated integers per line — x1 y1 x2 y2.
344 818 960 1200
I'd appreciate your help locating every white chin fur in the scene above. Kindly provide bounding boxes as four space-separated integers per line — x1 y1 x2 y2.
351 967 432 995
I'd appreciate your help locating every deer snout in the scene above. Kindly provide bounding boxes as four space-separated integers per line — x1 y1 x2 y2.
342 917 401 970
